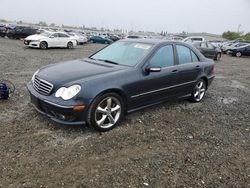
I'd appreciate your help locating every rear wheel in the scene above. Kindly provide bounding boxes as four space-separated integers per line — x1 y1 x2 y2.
191 79 207 102
214 53 221 61
40 41 48 49
87 93 124 132
67 42 73 49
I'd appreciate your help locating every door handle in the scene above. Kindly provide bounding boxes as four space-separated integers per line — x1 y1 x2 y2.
195 65 200 68
171 69 178 73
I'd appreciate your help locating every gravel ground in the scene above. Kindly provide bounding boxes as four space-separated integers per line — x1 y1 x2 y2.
0 38 249 188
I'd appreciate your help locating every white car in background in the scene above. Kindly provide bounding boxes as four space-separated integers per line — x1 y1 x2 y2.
68 32 88 45
24 31 77 49
183 36 205 43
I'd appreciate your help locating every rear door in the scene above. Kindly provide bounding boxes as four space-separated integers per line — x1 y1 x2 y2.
200 42 210 58
244 45 250 55
206 42 216 58
175 44 202 95
58 33 70 47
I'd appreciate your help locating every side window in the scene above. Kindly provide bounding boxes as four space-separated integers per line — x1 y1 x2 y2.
58 33 69 37
191 51 199 62
149 45 174 68
207 43 214 49
176 45 192 64
201 42 207 48
51 33 59 38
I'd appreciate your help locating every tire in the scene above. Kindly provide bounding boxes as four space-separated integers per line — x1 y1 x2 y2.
40 41 48 49
236 52 242 57
67 42 73 49
214 53 221 61
87 93 124 132
190 79 207 102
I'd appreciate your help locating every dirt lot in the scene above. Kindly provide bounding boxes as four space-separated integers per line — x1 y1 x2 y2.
0 37 249 188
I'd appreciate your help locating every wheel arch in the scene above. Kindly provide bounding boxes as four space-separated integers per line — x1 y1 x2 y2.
40 40 48 48
93 88 128 110
199 76 208 90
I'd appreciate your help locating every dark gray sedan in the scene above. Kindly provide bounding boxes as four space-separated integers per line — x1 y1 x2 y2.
193 41 222 61
27 39 215 131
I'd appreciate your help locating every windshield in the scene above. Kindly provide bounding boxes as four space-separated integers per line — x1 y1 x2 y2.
90 41 152 66
40 32 51 37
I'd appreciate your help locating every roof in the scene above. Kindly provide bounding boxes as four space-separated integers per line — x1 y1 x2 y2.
120 38 170 45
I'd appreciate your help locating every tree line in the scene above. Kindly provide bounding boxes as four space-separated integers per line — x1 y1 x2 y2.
222 31 250 41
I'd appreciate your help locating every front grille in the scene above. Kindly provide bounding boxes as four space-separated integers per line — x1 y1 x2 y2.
33 76 53 96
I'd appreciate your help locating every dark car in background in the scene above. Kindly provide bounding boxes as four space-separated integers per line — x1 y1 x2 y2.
0 25 7 37
6 26 38 39
107 35 120 41
89 36 113 44
193 41 222 61
27 39 215 132
231 44 250 57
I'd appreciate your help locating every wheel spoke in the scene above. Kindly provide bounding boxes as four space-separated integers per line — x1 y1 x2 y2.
198 82 203 89
107 114 115 124
200 88 205 93
97 115 108 126
111 105 121 112
107 98 112 110
198 92 201 100
97 106 107 114
194 91 199 97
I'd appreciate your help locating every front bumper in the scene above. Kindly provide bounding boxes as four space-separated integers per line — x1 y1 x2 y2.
24 40 40 48
27 82 90 125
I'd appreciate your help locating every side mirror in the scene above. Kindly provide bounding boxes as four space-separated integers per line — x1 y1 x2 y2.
145 65 162 73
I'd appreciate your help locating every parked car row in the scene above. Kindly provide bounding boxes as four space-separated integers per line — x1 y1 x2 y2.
183 36 250 59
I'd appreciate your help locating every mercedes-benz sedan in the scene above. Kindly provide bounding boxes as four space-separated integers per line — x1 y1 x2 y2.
27 39 215 131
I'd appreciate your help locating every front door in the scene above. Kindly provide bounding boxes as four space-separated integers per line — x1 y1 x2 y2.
131 45 179 107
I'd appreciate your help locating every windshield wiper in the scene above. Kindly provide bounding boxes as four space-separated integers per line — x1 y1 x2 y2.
96 59 119 65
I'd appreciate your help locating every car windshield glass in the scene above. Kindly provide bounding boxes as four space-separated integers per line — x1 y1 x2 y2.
40 32 51 37
90 41 153 66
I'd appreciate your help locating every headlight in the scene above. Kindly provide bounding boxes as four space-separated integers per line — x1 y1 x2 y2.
55 85 81 100
32 70 39 83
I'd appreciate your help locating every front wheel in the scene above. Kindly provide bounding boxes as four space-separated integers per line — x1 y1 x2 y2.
87 93 124 132
67 42 73 49
236 52 242 57
191 79 207 102
40 41 48 49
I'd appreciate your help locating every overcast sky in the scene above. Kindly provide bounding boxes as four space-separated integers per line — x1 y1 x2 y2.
1 0 249 34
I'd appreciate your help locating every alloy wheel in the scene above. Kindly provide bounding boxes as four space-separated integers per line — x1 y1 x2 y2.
95 97 121 129
236 52 242 57
193 80 206 102
40 42 47 49
67 42 73 49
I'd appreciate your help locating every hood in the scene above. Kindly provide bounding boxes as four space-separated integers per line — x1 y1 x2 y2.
37 59 127 87
25 34 47 40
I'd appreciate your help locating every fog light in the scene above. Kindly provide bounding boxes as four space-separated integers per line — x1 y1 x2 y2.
58 114 66 120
